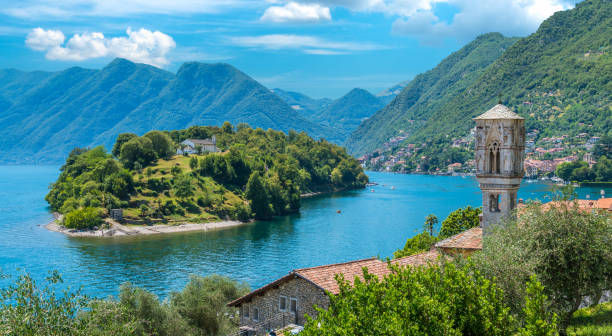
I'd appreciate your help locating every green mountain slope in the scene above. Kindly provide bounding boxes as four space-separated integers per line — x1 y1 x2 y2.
274 87 384 142
271 88 332 116
0 59 331 163
346 32 519 155
348 0 611 158
310 88 384 140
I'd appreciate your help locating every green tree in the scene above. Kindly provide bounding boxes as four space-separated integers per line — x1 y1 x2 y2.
592 155 612 181
112 133 137 158
189 156 198 170
593 134 611 159
393 231 438 258
119 137 156 169
144 130 175 159
474 202 611 333
518 275 559 336
439 206 481 238
301 260 514 336
0 271 89 336
170 275 250 336
245 171 272 219
173 174 194 199
424 214 438 236
222 121 233 134
63 207 102 229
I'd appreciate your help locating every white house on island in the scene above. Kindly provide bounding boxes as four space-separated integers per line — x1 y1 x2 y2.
176 137 218 155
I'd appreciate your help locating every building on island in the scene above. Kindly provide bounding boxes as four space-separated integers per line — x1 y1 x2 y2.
474 104 525 229
176 137 217 155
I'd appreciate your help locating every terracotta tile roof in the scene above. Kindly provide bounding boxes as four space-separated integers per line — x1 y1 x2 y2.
295 258 388 295
392 249 440 268
227 251 443 306
521 198 612 214
434 227 483 250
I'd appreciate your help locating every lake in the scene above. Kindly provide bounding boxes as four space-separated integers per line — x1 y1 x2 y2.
0 166 609 298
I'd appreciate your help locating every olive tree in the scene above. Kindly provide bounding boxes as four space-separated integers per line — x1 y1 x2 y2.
474 201 611 333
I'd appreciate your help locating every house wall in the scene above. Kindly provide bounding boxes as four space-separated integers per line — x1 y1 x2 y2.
238 276 329 330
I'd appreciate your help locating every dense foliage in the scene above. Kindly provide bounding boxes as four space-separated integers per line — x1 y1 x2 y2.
349 0 611 173
556 157 611 182
301 260 556 335
473 200 612 333
46 124 367 225
0 272 249 336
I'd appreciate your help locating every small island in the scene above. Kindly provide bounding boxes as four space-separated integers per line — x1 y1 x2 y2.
45 123 368 237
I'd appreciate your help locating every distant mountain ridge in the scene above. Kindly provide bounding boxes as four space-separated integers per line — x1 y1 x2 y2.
273 87 384 142
376 80 409 104
0 59 334 163
347 0 611 157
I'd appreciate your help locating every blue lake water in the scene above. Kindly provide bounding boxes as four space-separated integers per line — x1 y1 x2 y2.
0 166 610 298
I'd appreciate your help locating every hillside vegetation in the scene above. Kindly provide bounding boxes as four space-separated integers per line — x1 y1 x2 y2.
348 0 611 165
0 59 334 163
346 32 519 155
273 87 384 142
45 124 367 228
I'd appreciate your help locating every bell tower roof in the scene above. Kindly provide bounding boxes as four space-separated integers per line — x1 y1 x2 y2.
474 104 524 120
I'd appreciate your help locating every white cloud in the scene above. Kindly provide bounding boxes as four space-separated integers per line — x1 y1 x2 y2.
25 28 176 67
261 2 331 23
230 34 383 54
25 28 65 51
391 0 573 43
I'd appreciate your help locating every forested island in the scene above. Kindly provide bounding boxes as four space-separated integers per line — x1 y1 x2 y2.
45 123 368 234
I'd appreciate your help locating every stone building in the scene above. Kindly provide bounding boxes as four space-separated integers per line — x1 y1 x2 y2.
474 104 525 229
176 137 217 155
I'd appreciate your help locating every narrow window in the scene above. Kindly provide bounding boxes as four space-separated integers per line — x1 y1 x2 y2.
488 149 494 173
244 306 249 319
279 296 287 311
495 148 501 173
253 308 259 322
290 298 298 314
489 194 500 212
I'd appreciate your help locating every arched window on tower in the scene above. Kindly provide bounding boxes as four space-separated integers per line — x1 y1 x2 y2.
487 142 501 174
489 194 500 212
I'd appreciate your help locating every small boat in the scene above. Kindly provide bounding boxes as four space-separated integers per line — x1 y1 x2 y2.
336 210 341 213
391 186 395 190
371 189 375 192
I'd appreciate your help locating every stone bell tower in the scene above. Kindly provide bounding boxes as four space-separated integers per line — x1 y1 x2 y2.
474 104 525 229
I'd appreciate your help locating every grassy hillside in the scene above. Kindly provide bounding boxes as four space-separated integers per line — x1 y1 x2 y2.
0 59 333 163
46 124 368 228
346 32 519 155
347 0 611 161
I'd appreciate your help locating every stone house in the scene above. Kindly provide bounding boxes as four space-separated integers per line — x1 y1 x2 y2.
227 231 482 335
176 137 217 155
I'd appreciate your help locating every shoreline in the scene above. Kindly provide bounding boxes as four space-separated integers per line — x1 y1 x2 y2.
45 214 249 238
45 186 360 238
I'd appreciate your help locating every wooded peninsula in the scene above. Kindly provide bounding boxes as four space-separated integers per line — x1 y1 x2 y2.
45 123 368 233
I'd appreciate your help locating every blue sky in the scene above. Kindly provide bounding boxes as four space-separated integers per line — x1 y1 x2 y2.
0 0 578 98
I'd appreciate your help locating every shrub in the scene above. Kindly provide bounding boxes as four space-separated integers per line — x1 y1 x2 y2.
63 207 102 230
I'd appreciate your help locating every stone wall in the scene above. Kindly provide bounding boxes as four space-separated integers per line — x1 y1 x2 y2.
238 276 329 330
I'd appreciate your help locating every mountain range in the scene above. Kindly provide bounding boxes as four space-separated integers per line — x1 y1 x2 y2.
273 87 385 140
347 0 611 157
0 59 335 163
